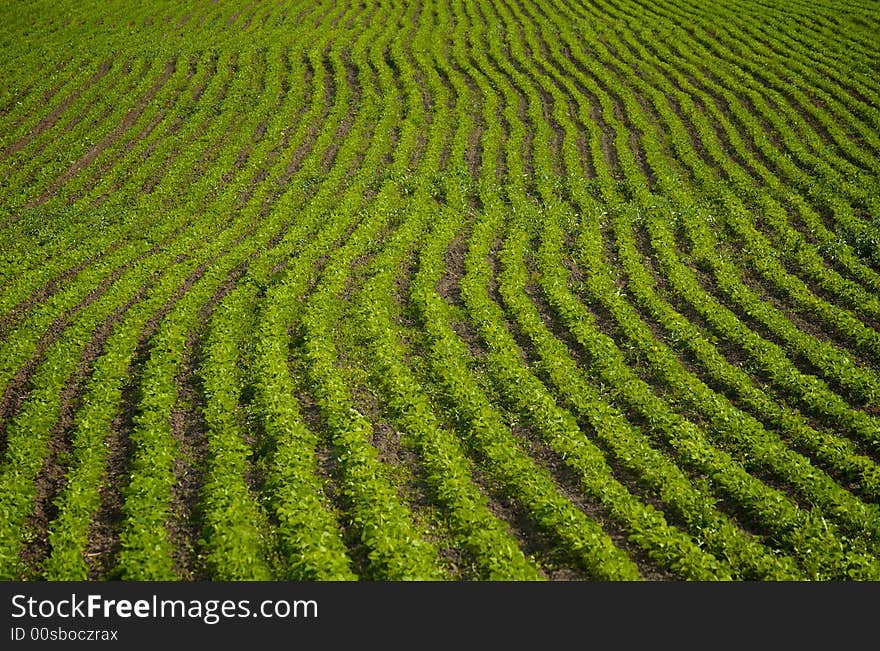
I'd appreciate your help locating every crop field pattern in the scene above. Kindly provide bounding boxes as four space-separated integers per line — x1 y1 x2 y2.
0 0 878 582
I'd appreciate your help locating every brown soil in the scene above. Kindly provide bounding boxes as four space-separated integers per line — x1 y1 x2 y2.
567 99 594 179
391 251 419 327
166 339 209 581
18 285 149 578
507 43 567 178
522 261 785 543
173 11 193 30
0 61 70 139
436 222 469 307
344 1 377 31
83 372 136 579
293 375 367 576
29 58 178 208
229 49 292 203
465 459 564 580
78 238 243 577
355 383 466 580
225 10 241 28
320 53 362 174
439 226 489 359
556 46 613 165
2 59 113 159
266 46 333 202
456 59 484 180
72 56 200 204
408 57 434 170
0 251 114 341
0 255 152 452
176 53 240 195
9 65 137 198
697 235 879 405
134 53 220 196
242 6 260 31
165 266 246 581
509 421 674 581
433 64 456 169
221 119 267 187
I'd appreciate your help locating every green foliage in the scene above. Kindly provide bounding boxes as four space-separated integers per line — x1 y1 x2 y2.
1 0 879 581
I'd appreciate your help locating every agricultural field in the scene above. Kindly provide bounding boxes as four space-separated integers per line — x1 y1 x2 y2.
0 0 878 582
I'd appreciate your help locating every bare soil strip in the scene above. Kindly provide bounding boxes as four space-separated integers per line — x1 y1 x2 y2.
29 58 178 208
